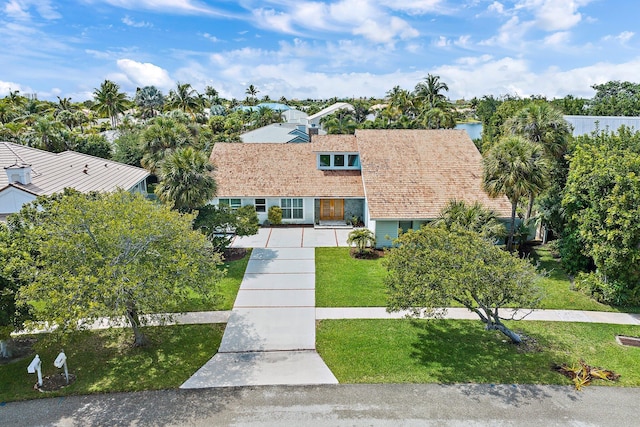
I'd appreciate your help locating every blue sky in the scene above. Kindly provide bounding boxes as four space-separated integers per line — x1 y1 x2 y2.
1 0 639 102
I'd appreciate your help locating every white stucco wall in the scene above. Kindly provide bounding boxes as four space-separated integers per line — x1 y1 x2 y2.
0 187 36 216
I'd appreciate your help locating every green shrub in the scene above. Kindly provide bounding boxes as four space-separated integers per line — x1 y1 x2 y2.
559 230 591 275
268 206 282 225
574 272 640 306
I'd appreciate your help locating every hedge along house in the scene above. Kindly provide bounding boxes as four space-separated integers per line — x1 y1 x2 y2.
209 129 512 247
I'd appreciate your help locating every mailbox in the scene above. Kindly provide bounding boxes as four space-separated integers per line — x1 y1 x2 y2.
27 354 41 374
54 352 66 369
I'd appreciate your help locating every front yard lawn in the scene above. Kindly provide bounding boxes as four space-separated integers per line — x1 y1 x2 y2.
317 319 640 386
316 247 387 307
0 324 224 402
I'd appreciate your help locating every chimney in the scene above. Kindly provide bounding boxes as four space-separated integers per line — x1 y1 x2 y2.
308 125 319 142
4 162 32 185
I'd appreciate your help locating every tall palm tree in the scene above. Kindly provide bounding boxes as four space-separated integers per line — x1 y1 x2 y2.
140 116 192 173
321 109 357 134
482 135 548 251
167 83 200 116
505 103 571 218
92 80 128 128
26 115 66 152
204 85 219 105
155 146 217 212
245 84 259 105
414 74 449 110
420 106 456 129
134 86 164 119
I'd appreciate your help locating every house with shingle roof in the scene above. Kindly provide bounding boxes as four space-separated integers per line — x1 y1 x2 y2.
210 129 511 247
0 142 149 219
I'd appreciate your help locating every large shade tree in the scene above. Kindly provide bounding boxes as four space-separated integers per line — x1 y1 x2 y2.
482 135 548 251
17 191 223 346
385 227 541 344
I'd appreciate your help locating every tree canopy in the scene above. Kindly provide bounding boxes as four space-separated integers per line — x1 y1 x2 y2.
385 226 541 344
16 190 223 346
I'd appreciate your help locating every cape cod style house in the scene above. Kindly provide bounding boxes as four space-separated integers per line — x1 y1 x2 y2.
210 129 511 247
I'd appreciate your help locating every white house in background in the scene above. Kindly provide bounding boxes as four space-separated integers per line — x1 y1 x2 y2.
0 142 149 220
305 102 354 129
210 129 512 247
240 123 327 144
281 108 308 124
564 115 640 136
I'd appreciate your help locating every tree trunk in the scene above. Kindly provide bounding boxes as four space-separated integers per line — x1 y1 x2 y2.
486 322 522 344
526 194 534 220
507 201 517 252
125 305 148 347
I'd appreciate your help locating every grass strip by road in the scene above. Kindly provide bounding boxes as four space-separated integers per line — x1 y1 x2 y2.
315 247 387 307
317 319 640 386
0 324 224 402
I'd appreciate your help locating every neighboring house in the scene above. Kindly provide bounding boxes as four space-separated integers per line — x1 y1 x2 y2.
564 115 640 136
0 142 149 219
240 123 327 143
305 102 354 129
210 129 511 247
282 108 308 124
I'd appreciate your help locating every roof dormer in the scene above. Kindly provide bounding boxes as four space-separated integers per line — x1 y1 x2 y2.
317 152 360 170
4 162 32 185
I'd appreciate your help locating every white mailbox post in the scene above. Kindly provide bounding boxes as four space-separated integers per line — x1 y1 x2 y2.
27 354 42 387
54 350 69 384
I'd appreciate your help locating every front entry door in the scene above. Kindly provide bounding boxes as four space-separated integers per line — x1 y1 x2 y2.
320 199 344 221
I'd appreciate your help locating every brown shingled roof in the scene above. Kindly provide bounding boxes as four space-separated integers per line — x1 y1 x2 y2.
355 129 512 219
210 142 364 198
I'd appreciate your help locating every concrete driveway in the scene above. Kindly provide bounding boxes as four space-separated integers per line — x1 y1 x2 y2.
231 227 352 248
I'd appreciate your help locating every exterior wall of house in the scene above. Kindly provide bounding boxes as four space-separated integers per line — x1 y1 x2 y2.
128 179 148 194
0 187 36 216
213 197 315 225
374 220 399 248
314 198 364 224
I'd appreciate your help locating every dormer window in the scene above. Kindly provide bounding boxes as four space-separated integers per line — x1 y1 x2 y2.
318 153 360 170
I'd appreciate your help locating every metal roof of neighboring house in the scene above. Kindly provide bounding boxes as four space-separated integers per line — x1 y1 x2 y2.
306 102 354 121
564 115 640 136
0 142 149 196
210 143 364 198
240 123 326 143
356 129 512 219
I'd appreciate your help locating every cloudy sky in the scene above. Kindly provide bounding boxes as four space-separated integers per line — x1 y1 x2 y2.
1 0 638 102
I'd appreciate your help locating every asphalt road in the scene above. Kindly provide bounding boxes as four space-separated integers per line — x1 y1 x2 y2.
2 384 637 426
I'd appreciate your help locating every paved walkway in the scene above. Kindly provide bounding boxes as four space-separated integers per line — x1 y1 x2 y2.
231 227 352 248
181 247 338 388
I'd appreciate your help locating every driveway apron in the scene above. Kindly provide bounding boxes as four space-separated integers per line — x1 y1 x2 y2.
181 246 338 388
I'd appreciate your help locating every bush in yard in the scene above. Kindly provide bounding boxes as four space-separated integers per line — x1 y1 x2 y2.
268 206 282 225
346 228 376 256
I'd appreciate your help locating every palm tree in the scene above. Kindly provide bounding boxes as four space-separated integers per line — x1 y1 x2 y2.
245 84 259 105
26 115 66 152
134 86 164 119
504 103 571 218
420 106 456 129
155 146 217 212
414 74 449 110
92 80 128 128
321 109 357 134
346 228 376 256
204 85 219 105
140 116 192 173
167 83 200 116
432 200 506 241
482 135 548 251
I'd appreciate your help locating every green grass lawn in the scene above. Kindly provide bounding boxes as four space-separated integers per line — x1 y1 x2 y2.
0 324 224 402
166 249 251 312
316 247 387 307
317 319 640 386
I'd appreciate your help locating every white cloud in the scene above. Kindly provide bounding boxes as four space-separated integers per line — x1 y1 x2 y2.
201 33 221 43
488 1 506 15
522 0 586 32
122 15 152 28
603 31 635 44
116 59 174 90
543 31 571 46
434 36 450 48
87 0 234 17
382 0 444 15
4 0 60 21
0 80 32 96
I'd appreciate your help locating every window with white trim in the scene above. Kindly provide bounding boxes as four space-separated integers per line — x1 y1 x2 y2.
255 198 266 213
218 198 241 210
281 198 303 219
317 153 360 170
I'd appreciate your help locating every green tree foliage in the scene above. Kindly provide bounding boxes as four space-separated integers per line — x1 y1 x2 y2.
321 109 357 134
73 134 112 159
17 191 223 346
385 227 541 344
0 223 33 332
482 135 548 251
346 228 376 255
113 128 144 167
562 127 640 305
167 83 201 116
134 85 164 119
587 81 640 116
155 146 217 212
194 204 259 252
140 116 193 173
268 206 283 225
431 200 506 241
